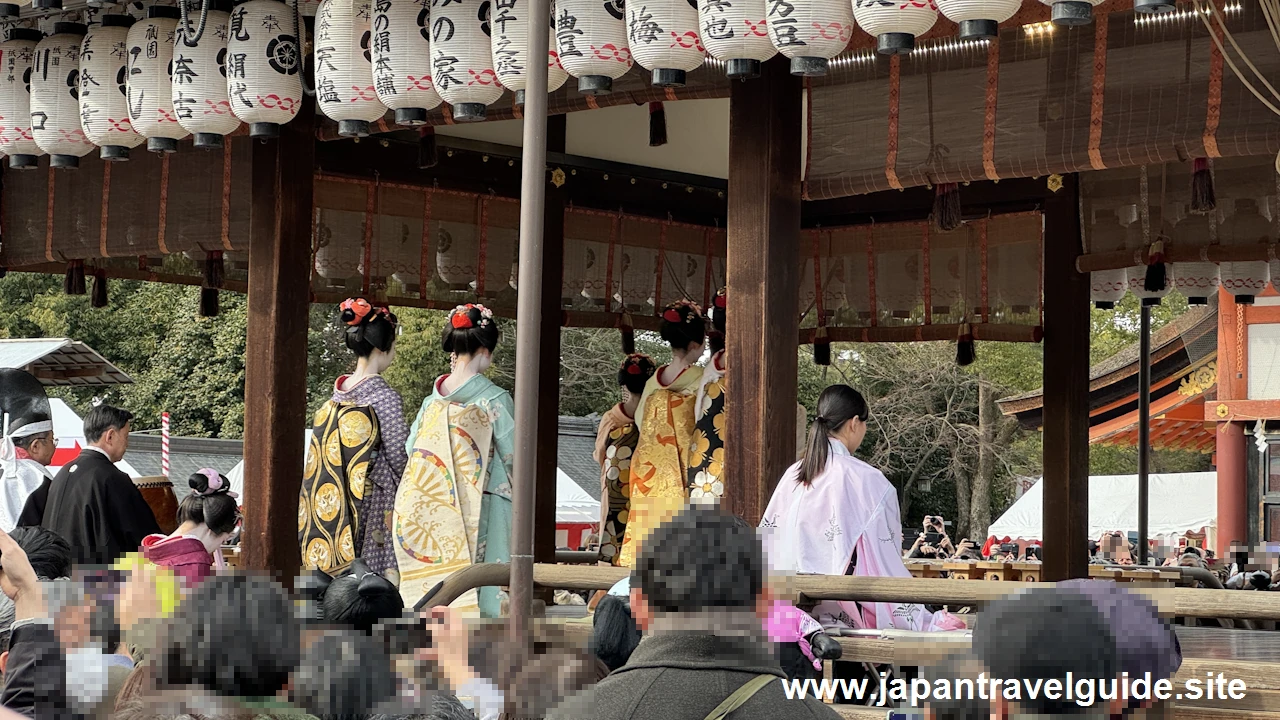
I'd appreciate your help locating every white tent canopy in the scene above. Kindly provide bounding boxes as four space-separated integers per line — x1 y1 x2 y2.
987 472 1217 542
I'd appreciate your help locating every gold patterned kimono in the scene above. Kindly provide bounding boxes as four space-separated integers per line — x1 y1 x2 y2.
687 352 726 500
617 364 704 568
593 403 639 566
299 401 380 575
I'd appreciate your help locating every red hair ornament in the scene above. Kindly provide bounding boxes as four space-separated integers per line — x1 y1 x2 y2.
340 298 374 326
451 312 474 329
662 308 681 322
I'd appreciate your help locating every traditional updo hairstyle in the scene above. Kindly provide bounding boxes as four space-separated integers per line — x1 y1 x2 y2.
320 559 404 634
177 469 239 535
708 287 726 354
442 303 501 356
617 353 657 396
340 298 398 358
658 299 705 353
799 385 870 487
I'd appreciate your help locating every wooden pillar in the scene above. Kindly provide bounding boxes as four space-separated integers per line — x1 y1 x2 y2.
1041 173 1089 582
1215 288 1248 555
723 59 802 523
241 103 316 583
534 115 567 565
1216 422 1247 556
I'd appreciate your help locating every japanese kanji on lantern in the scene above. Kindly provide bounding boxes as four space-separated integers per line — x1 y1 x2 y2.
629 0 703 86
936 0 1018 40
430 0 501 121
0 27 47 170
1039 0 1101 26
128 6 189 153
173 0 241 149
226 0 305 138
556 0 632 94
699 0 775 79
493 3 568 105
32 22 93 169
765 0 852 76
853 0 937 55
315 0 387 137
80 15 142 161
371 0 442 125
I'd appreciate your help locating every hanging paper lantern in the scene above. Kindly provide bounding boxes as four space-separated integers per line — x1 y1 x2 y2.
1125 207 1173 306
127 6 189 153
1219 198 1271 304
699 0 774 79
853 0 937 55
315 0 387 137
619 246 655 309
314 209 365 285
582 239 618 305
227 0 304 138
79 15 142 161
371 0 442 125
437 220 478 288
173 1 241 149
1038 0 1101 26
495 5 568 105
556 0 631 94
477 228 517 296
629 0 703 86
661 251 704 307
936 0 1018 40
1088 208 1127 309
32 23 93 169
766 0 853 77
1171 206 1218 306
430 0 502 121
0 27 47 170
562 238 586 303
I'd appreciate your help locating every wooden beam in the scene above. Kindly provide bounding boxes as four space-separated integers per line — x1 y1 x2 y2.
723 58 802 524
534 116 567 568
1041 174 1090 582
240 101 316 584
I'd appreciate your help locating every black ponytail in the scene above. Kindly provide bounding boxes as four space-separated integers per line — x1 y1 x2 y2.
798 385 869 486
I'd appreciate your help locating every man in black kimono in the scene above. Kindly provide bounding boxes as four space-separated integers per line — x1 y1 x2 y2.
31 405 159 566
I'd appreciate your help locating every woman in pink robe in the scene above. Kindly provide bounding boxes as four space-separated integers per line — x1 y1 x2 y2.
140 469 240 588
760 385 963 633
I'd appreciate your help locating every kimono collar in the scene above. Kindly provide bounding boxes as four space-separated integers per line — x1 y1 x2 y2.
829 437 852 457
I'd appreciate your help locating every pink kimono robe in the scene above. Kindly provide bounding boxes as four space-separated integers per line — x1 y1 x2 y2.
141 534 218 588
759 439 960 632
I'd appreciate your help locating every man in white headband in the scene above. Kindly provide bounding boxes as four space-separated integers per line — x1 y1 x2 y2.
0 370 56 533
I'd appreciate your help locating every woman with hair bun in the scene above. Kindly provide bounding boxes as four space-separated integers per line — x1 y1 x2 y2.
617 299 705 569
300 299 409 581
139 469 240 587
394 303 515 616
592 353 657 567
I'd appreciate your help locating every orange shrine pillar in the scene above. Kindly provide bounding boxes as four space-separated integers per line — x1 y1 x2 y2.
1215 422 1247 556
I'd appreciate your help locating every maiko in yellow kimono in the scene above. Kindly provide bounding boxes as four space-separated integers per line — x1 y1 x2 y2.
617 364 704 568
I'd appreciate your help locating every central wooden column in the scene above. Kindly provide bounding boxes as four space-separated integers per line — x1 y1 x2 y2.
723 59 803 523
534 115 567 567
241 103 316 583
1041 173 1090 581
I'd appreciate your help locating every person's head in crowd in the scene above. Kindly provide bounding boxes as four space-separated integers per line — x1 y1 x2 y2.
292 629 397 719
799 384 870 487
367 694 476 720
10 428 56 467
82 404 133 462
1100 532 1135 566
973 587 1121 718
922 653 990 720
340 298 399 373
708 287 726 355
155 574 301 698
176 469 240 550
658 299 705 361
617 353 656 403
443 303 500 374
0 527 71 668
322 559 403 634
590 591 641 672
1178 551 1208 570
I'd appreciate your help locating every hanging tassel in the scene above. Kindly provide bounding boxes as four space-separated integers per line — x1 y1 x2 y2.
418 126 438 169
648 102 667 148
204 250 225 289
200 287 220 317
956 323 976 366
1142 240 1167 294
933 183 962 232
813 327 831 366
90 268 108 308
64 260 86 295
620 313 636 354
1191 158 1216 213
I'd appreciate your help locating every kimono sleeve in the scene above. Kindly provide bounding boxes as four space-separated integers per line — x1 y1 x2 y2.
371 384 410 488
105 473 162 549
487 390 517 498
405 397 429 458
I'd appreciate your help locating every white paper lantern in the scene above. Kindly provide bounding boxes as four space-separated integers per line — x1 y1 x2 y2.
853 0 937 55
1125 207 1173 306
494 4 568 105
128 7 190 153
79 15 143 161
629 0 703 86
1171 208 1218 305
1038 0 1102 26
173 3 241 149
227 0 305 137
556 0 631 94
582 239 618 304
314 209 365 285
619 246 655 308
766 0 853 77
437 220 477 287
315 0 387 137
699 0 774 78
1219 198 1271 304
0 27 47 170
371 0 443 125
662 251 704 307
430 0 501 121
562 237 586 302
1088 208 1127 309
32 23 93 169
936 0 1017 40
477 227 516 296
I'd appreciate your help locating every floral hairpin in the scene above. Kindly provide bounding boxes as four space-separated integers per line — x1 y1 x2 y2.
449 303 495 329
661 299 703 324
340 298 374 327
623 352 653 374
713 287 727 310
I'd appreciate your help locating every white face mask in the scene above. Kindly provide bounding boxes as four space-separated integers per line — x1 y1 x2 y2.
65 646 109 710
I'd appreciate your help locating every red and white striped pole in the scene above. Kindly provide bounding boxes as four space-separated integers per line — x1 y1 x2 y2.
161 412 171 478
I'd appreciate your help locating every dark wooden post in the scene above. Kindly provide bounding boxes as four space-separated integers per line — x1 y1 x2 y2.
722 59 803 523
534 115 567 566
1041 173 1089 582
241 103 316 583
